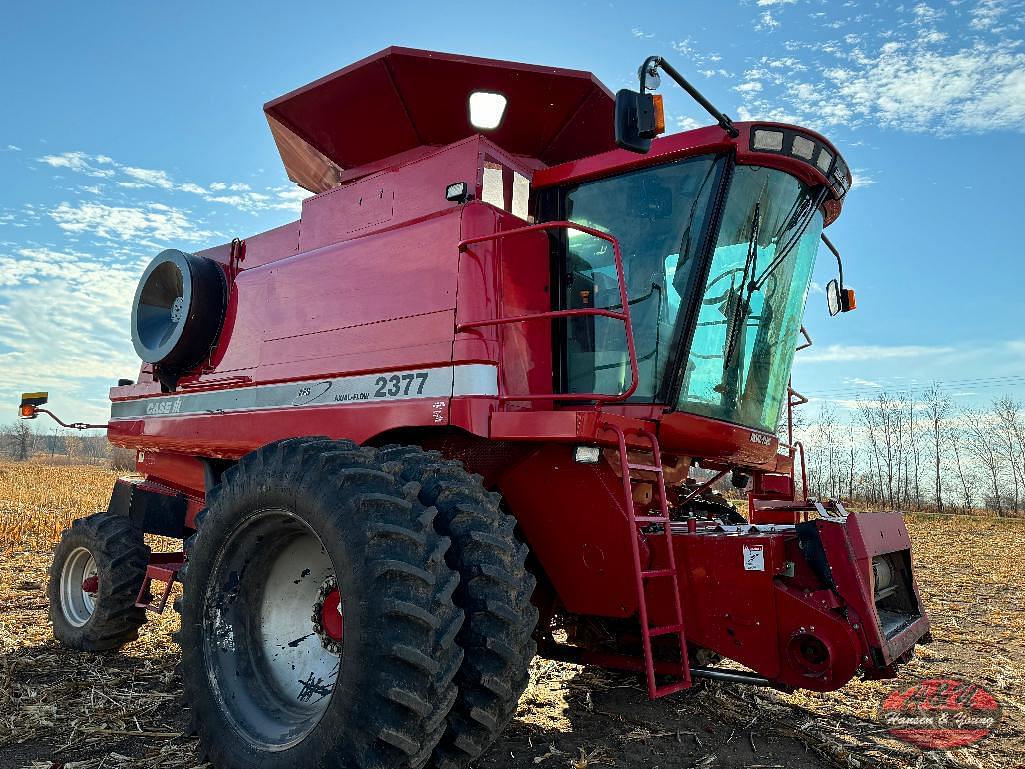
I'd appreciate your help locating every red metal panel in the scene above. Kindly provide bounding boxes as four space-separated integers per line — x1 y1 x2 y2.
533 121 845 194
259 313 456 374
264 47 615 173
659 410 779 468
845 510 913 559
298 140 482 251
640 529 866 690
137 451 206 497
497 444 642 617
110 399 451 461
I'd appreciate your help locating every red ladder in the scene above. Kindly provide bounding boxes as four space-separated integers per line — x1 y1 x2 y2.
605 423 692 698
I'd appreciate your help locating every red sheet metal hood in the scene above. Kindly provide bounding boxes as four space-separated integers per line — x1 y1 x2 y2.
264 47 616 192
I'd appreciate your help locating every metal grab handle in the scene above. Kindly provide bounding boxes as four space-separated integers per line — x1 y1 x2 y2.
457 220 640 403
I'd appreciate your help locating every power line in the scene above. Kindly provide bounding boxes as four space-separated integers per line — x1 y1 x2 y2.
799 373 1025 401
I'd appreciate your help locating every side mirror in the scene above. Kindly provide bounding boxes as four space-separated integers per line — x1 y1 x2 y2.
19 391 48 419
826 279 856 316
615 89 664 154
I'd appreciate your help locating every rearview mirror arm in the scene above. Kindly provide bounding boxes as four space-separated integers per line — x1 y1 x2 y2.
820 233 844 288
639 55 739 138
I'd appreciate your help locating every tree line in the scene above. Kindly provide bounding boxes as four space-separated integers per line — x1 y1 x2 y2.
0 421 134 469
795 386 1025 516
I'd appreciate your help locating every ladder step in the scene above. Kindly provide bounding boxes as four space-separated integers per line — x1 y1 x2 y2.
653 680 692 698
633 515 669 524
641 568 676 579
648 624 685 637
628 463 662 473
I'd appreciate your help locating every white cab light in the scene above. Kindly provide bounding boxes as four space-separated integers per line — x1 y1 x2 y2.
469 91 507 130
574 445 601 464
752 129 784 151
816 147 833 172
791 135 815 160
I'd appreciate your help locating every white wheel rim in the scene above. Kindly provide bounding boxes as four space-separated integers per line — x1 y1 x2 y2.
204 509 339 749
60 547 98 627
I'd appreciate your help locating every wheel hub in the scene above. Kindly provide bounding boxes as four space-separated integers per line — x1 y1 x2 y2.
60 547 98 627
312 577 344 653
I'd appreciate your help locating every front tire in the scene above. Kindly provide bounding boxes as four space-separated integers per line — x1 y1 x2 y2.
48 512 150 651
176 438 463 769
378 446 537 769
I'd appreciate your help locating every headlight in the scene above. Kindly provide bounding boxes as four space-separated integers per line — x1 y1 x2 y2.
748 125 852 199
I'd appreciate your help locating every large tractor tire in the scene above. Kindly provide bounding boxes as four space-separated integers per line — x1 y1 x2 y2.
378 445 537 769
48 512 150 651
175 438 463 769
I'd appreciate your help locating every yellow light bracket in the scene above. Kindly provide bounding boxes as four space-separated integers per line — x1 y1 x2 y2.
19 391 47 419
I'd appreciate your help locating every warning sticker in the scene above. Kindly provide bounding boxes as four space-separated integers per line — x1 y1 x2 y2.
743 544 765 571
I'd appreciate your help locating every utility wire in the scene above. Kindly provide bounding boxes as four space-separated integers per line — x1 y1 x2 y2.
800 373 1025 400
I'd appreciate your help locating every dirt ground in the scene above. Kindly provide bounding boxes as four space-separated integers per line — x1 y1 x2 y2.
1 507 1023 769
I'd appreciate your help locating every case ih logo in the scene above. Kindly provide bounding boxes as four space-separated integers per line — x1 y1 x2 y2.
145 398 182 416
879 678 1001 750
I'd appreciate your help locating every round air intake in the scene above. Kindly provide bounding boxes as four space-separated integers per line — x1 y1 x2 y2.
131 249 226 375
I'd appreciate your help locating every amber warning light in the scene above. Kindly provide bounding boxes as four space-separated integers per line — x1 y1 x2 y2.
19 392 48 419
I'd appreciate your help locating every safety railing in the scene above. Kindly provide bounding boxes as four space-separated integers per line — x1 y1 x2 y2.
457 220 639 403
784 381 810 500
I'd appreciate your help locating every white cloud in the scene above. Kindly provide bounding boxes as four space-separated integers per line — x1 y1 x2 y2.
734 80 764 94
38 151 115 178
31 150 307 216
675 116 704 131
756 11 781 31
4 145 21 152
970 0 1008 30
671 38 725 69
631 28 654 39
757 0 796 5
0 247 141 423
797 344 956 363
850 168 876 188
49 201 213 243
122 166 177 190
732 2 1025 135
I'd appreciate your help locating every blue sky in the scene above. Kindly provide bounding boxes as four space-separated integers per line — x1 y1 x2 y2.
2 0 1024 424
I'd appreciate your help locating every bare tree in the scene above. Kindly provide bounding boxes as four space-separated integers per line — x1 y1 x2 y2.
0 421 37 461
992 397 1024 514
950 419 975 512
923 384 950 513
963 408 1005 516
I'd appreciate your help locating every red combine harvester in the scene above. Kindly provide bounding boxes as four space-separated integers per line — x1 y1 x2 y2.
23 48 930 769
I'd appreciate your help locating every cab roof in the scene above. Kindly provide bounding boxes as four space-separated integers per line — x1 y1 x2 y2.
264 46 617 192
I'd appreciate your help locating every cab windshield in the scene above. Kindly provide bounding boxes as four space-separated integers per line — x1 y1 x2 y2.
678 166 822 432
556 156 822 433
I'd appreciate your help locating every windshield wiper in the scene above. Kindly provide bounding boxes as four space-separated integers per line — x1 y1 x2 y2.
751 187 828 291
719 202 761 381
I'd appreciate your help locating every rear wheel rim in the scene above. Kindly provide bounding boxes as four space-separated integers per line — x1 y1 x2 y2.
60 547 98 627
204 509 340 750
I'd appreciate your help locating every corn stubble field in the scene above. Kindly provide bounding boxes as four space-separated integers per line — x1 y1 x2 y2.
1 462 1023 769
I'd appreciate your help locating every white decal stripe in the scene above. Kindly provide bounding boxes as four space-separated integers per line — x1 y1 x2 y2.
453 363 499 397
110 364 499 420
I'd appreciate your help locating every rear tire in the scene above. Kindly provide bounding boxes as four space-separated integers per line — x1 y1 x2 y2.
378 445 537 769
48 512 150 651
176 438 463 769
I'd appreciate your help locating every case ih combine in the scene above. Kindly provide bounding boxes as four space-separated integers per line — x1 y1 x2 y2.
22 48 930 769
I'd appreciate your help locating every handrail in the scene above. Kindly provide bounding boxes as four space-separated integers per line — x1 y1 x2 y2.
457 221 640 403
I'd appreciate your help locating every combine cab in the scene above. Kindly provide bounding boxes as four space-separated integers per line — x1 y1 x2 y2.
30 47 929 769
